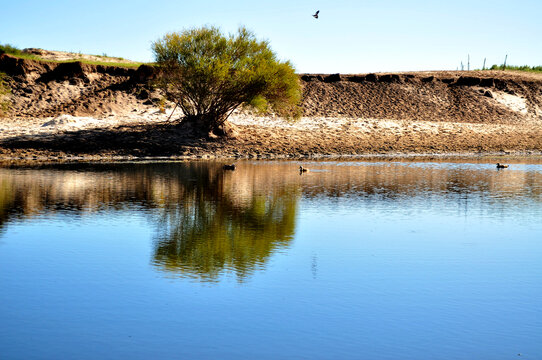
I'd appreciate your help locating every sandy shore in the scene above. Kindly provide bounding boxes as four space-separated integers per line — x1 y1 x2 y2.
1 110 541 161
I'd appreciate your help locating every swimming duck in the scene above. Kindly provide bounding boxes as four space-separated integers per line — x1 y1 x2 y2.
299 166 309 173
223 164 236 170
496 163 509 169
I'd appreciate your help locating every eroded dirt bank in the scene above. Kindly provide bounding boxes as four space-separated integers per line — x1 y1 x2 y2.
1 53 541 159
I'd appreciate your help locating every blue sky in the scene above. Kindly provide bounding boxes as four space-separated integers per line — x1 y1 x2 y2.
1 0 540 73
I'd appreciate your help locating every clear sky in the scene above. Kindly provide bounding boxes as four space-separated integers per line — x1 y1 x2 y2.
1 0 540 73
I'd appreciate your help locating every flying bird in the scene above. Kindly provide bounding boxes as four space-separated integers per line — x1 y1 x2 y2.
313 10 319 19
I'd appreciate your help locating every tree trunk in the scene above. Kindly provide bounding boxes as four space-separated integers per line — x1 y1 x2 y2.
181 113 236 138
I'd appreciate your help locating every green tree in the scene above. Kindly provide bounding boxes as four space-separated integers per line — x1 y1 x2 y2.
152 26 302 136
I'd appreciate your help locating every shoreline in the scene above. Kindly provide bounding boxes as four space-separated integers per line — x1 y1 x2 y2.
2 54 541 160
2 114 542 161
1 150 541 166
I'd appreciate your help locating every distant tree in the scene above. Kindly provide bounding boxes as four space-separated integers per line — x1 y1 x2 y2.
152 26 302 136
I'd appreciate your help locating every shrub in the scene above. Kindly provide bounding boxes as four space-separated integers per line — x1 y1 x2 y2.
152 26 302 135
0 44 23 56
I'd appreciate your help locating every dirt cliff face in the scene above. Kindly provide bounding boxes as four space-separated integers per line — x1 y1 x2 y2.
0 54 157 118
300 72 542 124
1 53 541 124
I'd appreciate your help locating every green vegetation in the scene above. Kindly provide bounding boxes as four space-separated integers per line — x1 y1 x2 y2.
0 44 25 56
0 72 10 117
56 59 143 68
0 43 143 68
0 43 40 61
488 64 542 73
152 26 302 135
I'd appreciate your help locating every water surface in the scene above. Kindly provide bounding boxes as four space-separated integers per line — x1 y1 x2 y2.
0 160 541 359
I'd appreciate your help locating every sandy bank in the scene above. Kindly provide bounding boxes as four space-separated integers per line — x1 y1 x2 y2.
0 112 541 161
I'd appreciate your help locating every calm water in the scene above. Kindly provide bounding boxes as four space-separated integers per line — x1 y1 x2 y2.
0 160 541 359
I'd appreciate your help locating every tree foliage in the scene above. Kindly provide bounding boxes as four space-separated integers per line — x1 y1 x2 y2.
152 26 302 134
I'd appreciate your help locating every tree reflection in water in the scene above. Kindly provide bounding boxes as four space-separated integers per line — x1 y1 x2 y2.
1 160 541 281
0 162 300 281
151 163 299 282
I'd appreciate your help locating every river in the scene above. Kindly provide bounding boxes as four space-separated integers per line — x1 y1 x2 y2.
1 159 541 359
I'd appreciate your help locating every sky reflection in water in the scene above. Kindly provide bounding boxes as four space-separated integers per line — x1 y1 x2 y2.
0 160 541 360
